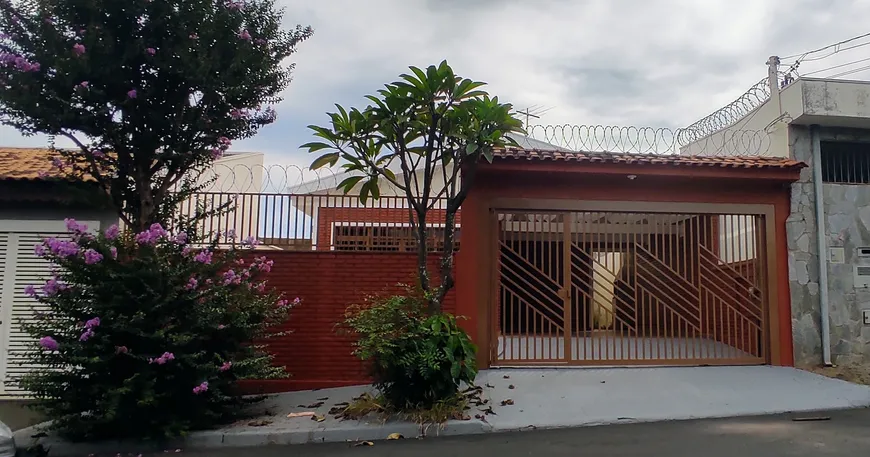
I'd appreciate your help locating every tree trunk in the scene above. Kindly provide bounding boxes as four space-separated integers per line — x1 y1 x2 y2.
434 209 457 308
414 211 434 313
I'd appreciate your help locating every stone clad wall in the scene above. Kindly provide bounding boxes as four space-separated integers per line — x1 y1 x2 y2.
788 125 870 366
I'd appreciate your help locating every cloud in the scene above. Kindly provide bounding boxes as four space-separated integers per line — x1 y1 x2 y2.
5 0 870 165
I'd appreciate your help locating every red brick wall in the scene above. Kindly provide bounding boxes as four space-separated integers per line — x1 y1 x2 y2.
242 251 456 393
316 207 461 250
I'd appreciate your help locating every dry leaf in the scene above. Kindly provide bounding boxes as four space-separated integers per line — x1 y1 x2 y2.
333 401 350 407
329 406 347 415
508 384 515 389
503 375 510 379
353 441 375 447
485 383 495 388
482 406 497 415
247 419 273 427
306 401 325 408
500 399 514 406
317 397 329 401
287 411 316 418
386 433 404 440
312 414 326 422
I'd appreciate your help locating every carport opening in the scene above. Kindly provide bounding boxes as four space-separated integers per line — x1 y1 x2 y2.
495 211 767 366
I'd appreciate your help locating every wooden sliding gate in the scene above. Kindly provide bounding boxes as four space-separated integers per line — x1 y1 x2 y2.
492 208 770 367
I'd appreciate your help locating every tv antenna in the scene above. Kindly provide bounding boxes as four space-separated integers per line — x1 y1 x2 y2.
516 105 555 127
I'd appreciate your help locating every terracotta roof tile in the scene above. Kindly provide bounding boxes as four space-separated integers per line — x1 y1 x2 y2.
493 148 807 170
0 147 63 180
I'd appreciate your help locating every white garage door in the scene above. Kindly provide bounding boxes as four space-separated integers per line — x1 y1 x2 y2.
0 220 99 397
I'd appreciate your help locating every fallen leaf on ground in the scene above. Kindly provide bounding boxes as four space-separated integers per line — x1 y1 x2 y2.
485 383 495 388
500 399 514 406
353 441 375 447
247 419 273 427
503 375 510 379
386 433 404 440
316 396 329 401
462 385 483 393
306 401 325 408
482 406 497 415
333 401 350 407
312 414 326 422
329 406 347 415
287 411 316 418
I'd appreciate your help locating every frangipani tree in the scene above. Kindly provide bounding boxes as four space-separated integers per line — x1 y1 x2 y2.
0 0 312 229
305 61 524 313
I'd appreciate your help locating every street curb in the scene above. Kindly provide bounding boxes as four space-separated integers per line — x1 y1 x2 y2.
13 419 492 456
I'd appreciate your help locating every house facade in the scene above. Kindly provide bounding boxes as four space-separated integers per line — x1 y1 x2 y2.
681 72 870 366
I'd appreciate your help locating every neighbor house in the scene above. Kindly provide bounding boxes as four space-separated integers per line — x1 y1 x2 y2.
680 67 870 367
0 147 264 397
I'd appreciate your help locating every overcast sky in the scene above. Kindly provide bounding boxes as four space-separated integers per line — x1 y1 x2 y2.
4 0 870 179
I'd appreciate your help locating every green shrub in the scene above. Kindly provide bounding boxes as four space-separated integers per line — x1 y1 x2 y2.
342 292 477 408
18 220 294 442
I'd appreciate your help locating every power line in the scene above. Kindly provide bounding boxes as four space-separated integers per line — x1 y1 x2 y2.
828 64 870 79
781 31 870 61
803 56 870 76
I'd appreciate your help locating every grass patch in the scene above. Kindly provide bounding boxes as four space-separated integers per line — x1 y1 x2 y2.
334 390 473 427
806 363 870 385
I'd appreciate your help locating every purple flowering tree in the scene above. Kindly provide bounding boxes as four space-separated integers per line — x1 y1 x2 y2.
0 0 312 230
19 220 294 441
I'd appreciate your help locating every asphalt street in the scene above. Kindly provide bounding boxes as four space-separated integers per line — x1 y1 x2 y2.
122 408 870 457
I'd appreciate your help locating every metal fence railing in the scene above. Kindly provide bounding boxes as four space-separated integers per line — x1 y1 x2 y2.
176 192 455 252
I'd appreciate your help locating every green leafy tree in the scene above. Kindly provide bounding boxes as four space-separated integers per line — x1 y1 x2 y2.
304 61 523 313
0 0 312 230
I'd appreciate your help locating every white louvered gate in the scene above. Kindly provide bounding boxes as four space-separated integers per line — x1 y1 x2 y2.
0 220 99 397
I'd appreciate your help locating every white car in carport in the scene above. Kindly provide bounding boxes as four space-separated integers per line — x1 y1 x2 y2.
0 421 14 457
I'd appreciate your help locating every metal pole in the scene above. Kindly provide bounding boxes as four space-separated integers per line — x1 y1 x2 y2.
811 125 833 366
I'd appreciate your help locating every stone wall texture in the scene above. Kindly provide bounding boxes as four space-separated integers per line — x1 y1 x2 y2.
788 125 870 366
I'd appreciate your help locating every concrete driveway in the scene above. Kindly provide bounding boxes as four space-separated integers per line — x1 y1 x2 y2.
476 365 870 431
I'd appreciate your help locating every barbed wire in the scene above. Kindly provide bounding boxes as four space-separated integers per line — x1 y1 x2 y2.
192 162 341 193
679 77 771 140
525 124 771 156
190 124 773 194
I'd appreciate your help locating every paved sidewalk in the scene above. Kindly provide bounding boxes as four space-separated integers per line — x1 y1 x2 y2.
14 366 870 456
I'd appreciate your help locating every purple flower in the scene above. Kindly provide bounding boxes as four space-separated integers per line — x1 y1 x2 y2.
241 236 259 247
226 0 245 11
146 47 156 55
83 249 103 264
72 43 86 56
104 224 119 240
149 223 167 237
42 277 65 296
135 224 166 245
185 276 198 290
127 89 137 99
85 317 100 328
277 299 288 308
217 324 226 330
92 150 106 158
193 381 209 394
189 33 199 40
254 38 267 46
218 136 232 146
225 228 236 240
39 336 59 351
37 171 49 179
230 108 245 119
238 30 252 41
219 361 232 372
210 148 223 159
222 270 238 286
149 352 175 365
77 81 89 89
194 250 213 264
65 218 88 233
34 244 46 257
79 328 95 341
115 346 128 354
162 352 175 361
109 247 118 259
49 157 64 170
24 285 36 297
174 231 188 244
45 238 79 257
255 282 266 293
182 245 193 256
